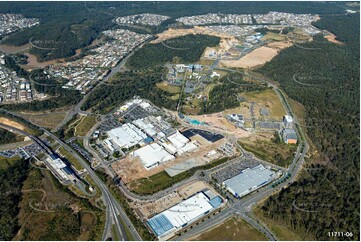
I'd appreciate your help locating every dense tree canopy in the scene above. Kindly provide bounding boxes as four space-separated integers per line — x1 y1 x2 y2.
256 13 360 240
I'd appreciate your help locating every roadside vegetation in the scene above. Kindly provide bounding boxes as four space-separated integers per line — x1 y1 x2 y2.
191 216 267 241
74 115 97 136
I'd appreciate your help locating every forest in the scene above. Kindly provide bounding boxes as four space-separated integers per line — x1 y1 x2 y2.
0 1 347 62
0 158 28 240
256 13 360 240
200 74 268 114
0 128 19 145
126 34 220 69
81 67 178 114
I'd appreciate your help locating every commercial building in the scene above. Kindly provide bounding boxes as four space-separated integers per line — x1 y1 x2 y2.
147 190 223 239
131 143 175 170
45 154 76 184
223 164 276 198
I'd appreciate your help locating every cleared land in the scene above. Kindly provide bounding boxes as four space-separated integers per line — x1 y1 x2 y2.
190 217 267 241
324 33 344 45
243 88 286 120
0 117 25 130
238 132 296 167
156 81 181 94
74 115 97 136
220 42 292 69
127 156 231 195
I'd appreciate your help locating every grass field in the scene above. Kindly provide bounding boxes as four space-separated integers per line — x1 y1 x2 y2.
191 217 267 241
156 81 181 94
239 132 296 168
262 32 287 41
16 168 104 241
75 115 97 136
58 146 83 171
243 88 286 120
0 155 22 170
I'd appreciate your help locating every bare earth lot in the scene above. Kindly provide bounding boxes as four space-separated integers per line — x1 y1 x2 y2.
220 42 292 69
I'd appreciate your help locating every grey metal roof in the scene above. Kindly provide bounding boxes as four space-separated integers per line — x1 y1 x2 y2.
223 164 274 197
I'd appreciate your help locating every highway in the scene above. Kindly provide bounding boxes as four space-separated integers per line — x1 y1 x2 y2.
0 109 141 241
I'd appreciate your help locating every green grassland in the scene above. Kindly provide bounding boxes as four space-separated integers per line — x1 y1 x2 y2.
15 168 105 241
239 132 296 168
74 115 97 136
0 155 23 170
191 217 267 241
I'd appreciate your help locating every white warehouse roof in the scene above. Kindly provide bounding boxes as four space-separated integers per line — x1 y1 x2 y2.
223 164 275 198
107 123 147 149
167 131 190 149
162 192 213 228
284 115 293 123
133 143 175 169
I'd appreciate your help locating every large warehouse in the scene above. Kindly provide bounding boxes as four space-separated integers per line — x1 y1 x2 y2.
223 164 276 198
131 143 175 170
147 190 223 239
106 123 147 149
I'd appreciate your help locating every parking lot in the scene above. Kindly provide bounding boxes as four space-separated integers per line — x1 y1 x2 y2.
217 142 236 157
211 158 261 183
258 121 282 130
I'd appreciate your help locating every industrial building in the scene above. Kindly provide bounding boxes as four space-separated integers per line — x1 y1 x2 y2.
106 123 147 150
147 190 223 239
162 130 198 156
131 143 175 170
282 128 298 144
223 164 276 198
226 114 245 128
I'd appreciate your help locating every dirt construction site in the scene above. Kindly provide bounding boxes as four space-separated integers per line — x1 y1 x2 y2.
220 41 293 69
111 134 229 184
131 180 220 219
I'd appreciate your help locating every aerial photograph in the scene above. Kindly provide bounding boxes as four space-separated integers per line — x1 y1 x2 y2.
0 0 359 241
